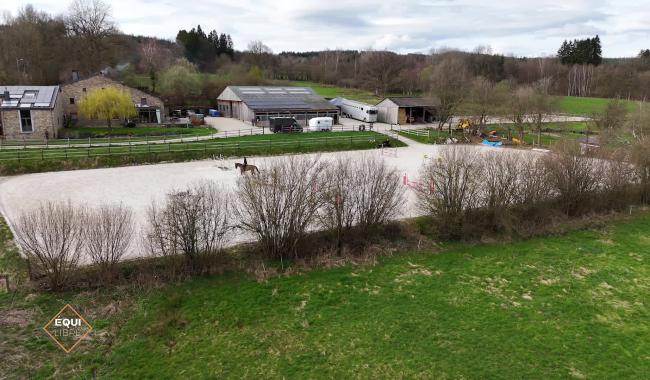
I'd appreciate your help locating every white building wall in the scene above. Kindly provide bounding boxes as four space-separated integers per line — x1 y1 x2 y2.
376 99 398 124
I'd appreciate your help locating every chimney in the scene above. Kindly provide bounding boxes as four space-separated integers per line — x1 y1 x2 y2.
72 70 79 82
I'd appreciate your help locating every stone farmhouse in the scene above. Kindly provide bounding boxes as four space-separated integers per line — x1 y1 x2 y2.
0 86 64 139
61 74 165 125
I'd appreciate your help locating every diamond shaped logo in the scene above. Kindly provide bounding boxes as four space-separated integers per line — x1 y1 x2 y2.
43 304 93 353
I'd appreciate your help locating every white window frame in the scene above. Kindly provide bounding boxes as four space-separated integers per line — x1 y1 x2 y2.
19 109 34 133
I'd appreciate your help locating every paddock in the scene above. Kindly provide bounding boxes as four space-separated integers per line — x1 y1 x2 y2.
0 139 532 261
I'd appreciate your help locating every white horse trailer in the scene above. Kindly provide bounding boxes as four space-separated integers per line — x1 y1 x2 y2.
308 117 333 131
331 97 378 122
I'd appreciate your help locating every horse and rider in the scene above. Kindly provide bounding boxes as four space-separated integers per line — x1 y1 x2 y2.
235 156 259 175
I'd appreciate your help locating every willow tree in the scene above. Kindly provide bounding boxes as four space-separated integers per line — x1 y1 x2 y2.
78 86 136 128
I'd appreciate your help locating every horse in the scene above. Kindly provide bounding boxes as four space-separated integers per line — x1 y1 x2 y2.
235 162 259 175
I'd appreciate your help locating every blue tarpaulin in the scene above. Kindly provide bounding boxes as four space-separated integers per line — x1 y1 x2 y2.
481 139 503 147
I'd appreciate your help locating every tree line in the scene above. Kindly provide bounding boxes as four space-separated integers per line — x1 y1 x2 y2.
2 2 650 108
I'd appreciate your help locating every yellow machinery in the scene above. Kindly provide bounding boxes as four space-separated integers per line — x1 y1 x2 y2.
457 119 472 130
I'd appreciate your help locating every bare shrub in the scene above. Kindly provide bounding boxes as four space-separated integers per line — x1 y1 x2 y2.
630 138 650 203
319 155 405 253
597 149 639 210
145 180 233 273
543 141 602 216
516 154 552 207
14 201 84 290
416 146 482 239
84 203 134 284
473 151 524 233
235 156 325 263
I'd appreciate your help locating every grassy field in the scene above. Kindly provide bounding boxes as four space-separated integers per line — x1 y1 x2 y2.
0 131 400 175
57 126 215 140
290 80 647 118
553 96 641 116
1 211 649 378
399 122 590 146
289 81 383 104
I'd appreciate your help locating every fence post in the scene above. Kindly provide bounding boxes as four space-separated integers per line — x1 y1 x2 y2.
68 138 70 148
41 148 44 161
88 137 91 148
129 136 132 154
22 136 25 148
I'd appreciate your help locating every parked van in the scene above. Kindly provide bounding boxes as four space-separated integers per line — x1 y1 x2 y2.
308 117 333 131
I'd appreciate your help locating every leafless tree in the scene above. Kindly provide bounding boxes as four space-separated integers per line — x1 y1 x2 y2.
360 50 403 96
426 55 470 130
14 201 85 290
65 0 117 72
138 39 174 92
145 181 233 272
319 155 405 254
626 106 650 140
66 0 116 39
506 85 534 142
529 79 556 145
247 40 272 55
591 99 629 144
235 156 325 264
416 146 482 238
567 64 594 97
467 76 497 126
84 203 134 284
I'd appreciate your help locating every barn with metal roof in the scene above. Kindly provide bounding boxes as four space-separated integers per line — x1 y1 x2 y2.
216 86 339 127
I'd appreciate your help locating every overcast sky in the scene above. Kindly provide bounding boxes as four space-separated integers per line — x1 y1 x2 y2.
3 0 650 57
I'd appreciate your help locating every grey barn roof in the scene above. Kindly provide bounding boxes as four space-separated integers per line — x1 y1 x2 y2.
383 96 440 107
221 86 338 112
0 85 59 110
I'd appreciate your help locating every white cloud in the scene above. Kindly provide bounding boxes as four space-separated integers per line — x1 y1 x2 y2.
3 0 650 56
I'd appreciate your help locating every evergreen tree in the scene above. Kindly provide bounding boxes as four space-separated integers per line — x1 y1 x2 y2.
176 25 235 68
557 35 602 66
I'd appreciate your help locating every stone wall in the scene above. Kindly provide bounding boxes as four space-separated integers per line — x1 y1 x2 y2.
1 104 64 140
61 75 165 125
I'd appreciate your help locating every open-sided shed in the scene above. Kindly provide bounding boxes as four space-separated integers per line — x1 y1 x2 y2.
376 97 439 125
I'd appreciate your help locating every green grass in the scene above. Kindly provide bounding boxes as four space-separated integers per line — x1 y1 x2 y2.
0 131 401 175
289 81 383 104
57 126 215 140
556 96 642 116
398 122 590 146
2 212 649 378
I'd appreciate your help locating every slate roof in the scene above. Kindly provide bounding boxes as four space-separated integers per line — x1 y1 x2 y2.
224 86 338 112
0 86 59 110
383 96 440 107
